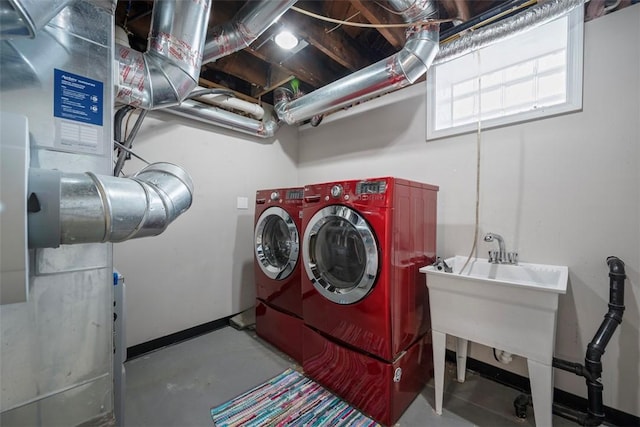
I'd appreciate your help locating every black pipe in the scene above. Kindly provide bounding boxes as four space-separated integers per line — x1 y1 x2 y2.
519 257 626 426
582 256 626 424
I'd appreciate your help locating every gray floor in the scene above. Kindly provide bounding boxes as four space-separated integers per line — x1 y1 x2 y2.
124 326 576 426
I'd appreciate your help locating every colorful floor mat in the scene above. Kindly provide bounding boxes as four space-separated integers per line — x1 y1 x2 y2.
210 369 381 426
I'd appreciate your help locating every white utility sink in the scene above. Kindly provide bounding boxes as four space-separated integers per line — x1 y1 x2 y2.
420 256 569 427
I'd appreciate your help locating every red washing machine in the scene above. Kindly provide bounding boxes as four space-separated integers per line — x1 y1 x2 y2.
300 177 438 425
254 187 304 363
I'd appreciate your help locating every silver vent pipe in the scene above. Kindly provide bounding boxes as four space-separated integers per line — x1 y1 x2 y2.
274 1 439 125
202 0 298 63
28 163 194 248
115 0 211 109
433 0 584 65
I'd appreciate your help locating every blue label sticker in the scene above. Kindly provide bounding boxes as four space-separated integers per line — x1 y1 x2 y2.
53 69 103 126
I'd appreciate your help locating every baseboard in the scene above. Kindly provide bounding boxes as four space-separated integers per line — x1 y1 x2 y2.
127 316 232 360
445 350 639 427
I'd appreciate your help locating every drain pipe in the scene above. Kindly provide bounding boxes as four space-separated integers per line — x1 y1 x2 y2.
514 256 626 426
115 0 211 109
274 0 439 125
27 162 194 248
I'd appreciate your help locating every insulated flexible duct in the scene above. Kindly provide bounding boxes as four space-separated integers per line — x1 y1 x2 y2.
28 163 194 248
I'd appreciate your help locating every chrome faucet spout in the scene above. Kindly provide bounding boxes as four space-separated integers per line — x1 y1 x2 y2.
483 232 513 264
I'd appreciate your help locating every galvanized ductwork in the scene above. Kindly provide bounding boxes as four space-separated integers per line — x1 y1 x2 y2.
274 0 439 125
433 0 584 65
0 0 75 39
28 162 194 248
115 0 211 109
202 0 297 63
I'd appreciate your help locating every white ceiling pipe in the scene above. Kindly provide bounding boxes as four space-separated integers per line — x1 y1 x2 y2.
166 99 279 139
191 86 265 120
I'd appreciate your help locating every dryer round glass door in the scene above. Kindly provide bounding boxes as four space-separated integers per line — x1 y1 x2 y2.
255 207 299 280
303 205 379 304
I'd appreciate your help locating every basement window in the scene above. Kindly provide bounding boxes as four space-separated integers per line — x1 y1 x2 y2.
426 6 584 140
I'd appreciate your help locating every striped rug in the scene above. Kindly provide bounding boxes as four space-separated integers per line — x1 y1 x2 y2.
210 368 381 426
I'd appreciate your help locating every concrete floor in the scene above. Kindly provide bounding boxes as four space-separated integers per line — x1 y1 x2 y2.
124 326 576 426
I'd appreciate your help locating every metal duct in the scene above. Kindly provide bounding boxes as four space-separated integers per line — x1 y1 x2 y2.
274 1 439 125
115 0 211 109
166 99 280 139
0 0 74 38
202 0 297 63
28 162 194 248
433 0 584 65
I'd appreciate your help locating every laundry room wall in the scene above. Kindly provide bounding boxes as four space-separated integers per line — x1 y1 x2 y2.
297 6 639 418
114 113 298 348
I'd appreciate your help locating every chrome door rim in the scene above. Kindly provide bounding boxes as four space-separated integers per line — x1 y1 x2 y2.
302 205 379 304
255 207 299 280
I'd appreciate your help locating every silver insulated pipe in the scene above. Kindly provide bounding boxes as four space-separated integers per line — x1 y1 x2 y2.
115 0 211 109
28 163 194 248
274 1 439 125
433 0 585 65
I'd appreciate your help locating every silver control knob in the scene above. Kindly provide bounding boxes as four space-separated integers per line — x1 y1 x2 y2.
330 185 343 198
270 191 280 201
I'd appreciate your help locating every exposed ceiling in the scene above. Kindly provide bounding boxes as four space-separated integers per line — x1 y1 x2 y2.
114 1 534 106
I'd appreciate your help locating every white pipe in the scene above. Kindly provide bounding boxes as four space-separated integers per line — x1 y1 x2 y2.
192 86 264 120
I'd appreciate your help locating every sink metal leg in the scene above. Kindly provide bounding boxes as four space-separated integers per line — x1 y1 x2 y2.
432 330 446 415
527 359 554 427
456 338 468 382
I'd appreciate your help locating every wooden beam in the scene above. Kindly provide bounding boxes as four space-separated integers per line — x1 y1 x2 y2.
198 78 260 104
349 0 406 50
281 10 370 72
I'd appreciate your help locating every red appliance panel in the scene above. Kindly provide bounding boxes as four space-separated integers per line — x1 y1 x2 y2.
254 188 303 318
256 300 303 364
301 178 438 361
303 325 433 426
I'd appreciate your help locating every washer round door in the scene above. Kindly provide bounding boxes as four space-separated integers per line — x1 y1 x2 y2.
303 205 379 304
255 207 299 280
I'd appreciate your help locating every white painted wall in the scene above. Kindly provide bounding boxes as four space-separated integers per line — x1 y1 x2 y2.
298 6 640 416
114 114 298 347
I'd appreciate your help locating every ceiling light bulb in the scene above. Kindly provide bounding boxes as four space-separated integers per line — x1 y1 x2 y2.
274 31 298 50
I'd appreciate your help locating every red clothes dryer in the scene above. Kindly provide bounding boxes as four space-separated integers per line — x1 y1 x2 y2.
254 187 304 363
301 177 438 361
300 177 438 425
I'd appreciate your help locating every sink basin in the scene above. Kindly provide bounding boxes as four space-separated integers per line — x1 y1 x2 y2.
420 256 569 426
419 255 569 364
424 255 568 294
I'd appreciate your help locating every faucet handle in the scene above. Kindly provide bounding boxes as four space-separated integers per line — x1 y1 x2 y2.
488 250 498 263
508 252 519 264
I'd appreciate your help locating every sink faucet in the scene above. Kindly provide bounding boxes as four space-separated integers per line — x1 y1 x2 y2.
483 232 517 264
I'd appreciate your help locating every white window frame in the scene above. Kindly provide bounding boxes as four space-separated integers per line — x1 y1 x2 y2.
426 6 584 140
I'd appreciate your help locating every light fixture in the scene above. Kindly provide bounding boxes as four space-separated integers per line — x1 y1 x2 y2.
274 30 298 50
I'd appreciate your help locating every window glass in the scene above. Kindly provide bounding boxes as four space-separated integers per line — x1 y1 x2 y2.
427 6 583 140
313 219 366 289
